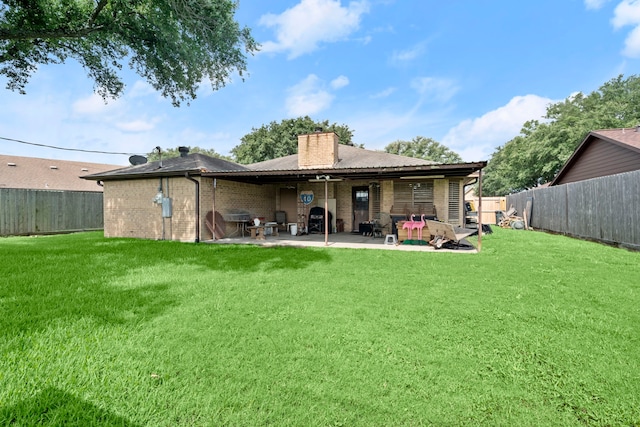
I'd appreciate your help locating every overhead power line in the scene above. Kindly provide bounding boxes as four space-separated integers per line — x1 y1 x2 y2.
0 136 143 156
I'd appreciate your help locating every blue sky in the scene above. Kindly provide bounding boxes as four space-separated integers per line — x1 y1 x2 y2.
1 0 640 166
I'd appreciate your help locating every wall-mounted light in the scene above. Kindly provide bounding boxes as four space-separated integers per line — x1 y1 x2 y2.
308 175 342 182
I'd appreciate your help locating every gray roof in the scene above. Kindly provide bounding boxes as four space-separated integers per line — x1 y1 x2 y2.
210 145 485 183
82 153 249 180
82 145 486 183
247 145 437 171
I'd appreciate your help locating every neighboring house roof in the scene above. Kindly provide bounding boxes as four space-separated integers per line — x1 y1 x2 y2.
82 153 249 180
0 154 121 191
550 127 640 186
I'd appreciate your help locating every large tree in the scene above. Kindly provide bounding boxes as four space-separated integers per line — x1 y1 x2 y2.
384 136 462 163
482 74 640 196
0 0 257 106
232 116 355 164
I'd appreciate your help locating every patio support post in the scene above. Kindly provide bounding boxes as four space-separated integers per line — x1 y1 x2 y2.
212 178 217 241
324 178 329 246
477 167 483 252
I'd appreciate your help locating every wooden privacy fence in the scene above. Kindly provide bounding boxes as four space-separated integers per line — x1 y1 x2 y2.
467 196 506 224
0 189 104 236
506 169 640 249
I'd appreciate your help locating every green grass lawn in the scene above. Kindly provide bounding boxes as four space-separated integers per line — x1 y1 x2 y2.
1 229 639 426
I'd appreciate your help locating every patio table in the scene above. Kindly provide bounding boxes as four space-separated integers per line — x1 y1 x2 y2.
247 224 279 240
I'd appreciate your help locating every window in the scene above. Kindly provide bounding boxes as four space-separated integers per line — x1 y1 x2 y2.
393 180 434 215
355 190 368 203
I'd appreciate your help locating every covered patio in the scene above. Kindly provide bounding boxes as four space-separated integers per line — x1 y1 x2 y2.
206 229 478 253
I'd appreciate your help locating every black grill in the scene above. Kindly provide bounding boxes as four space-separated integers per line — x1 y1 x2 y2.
308 206 332 234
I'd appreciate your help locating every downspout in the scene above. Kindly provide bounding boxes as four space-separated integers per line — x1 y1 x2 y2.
185 173 200 243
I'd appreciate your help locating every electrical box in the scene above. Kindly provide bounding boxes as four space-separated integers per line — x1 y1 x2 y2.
162 197 172 218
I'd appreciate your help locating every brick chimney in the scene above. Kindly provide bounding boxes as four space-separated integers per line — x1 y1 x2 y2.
297 131 339 169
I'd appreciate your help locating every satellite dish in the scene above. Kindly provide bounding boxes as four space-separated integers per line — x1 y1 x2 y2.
129 155 148 166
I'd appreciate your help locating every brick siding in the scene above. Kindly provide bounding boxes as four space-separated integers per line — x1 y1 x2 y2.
297 132 339 169
103 177 278 241
103 175 462 241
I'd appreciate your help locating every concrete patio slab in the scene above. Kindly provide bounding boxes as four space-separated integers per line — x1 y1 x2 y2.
206 231 477 253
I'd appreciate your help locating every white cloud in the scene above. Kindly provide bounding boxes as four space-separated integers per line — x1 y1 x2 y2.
71 92 162 134
612 0 640 26
0 89 155 164
259 0 370 59
330 75 350 89
0 69 232 165
442 94 554 162
370 87 396 99
175 128 232 147
411 77 459 103
611 0 640 57
391 41 428 63
356 35 373 45
116 118 159 132
621 25 640 56
72 93 120 116
128 80 157 98
285 74 334 116
585 0 611 9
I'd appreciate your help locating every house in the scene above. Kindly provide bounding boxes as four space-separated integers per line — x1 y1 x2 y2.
0 154 120 191
550 127 640 186
82 132 486 242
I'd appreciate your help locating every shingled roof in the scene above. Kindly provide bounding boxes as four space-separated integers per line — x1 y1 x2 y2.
246 145 437 171
207 144 486 183
81 144 486 184
592 128 640 150
82 153 249 181
0 154 121 191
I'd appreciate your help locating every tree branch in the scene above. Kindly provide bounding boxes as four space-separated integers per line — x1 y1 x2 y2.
89 0 110 25
0 26 107 41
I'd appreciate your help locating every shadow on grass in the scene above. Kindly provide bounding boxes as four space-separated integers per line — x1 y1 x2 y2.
0 387 140 427
1 240 178 337
193 244 333 272
0 234 334 337
91 236 335 274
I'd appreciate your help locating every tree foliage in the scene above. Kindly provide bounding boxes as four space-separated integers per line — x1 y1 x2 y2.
482 74 640 196
0 0 258 106
146 146 230 162
384 136 462 163
231 116 355 164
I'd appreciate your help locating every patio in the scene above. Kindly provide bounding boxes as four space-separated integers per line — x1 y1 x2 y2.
206 230 477 253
